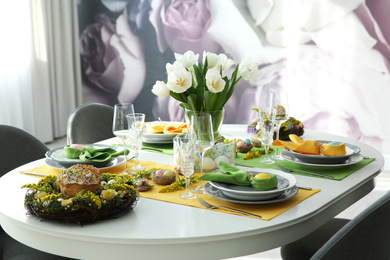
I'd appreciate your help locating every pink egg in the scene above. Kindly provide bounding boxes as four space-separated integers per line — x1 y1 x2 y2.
70 144 83 150
155 170 165 176
236 141 247 148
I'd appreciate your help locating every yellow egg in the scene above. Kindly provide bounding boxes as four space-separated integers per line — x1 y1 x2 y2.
163 170 175 177
255 173 271 179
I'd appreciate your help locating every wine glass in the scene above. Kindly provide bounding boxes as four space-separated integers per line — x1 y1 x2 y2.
176 134 197 199
113 103 135 174
268 91 289 160
259 108 276 164
190 112 214 194
127 113 145 173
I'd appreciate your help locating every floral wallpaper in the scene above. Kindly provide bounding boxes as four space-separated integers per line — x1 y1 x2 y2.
78 0 390 154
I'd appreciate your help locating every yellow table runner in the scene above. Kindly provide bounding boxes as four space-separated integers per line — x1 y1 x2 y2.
21 160 320 221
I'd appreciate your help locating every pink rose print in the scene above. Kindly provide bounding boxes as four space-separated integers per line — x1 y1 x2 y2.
80 14 123 94
80 11 146 104
150 0 220 54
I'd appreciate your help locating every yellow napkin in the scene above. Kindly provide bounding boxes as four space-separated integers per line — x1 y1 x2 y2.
321 143 346 156
146 122 187 134
141 183 320 221
21 160 175 176
21 165 62 176
273 134 321 155
145 122 167 133
21 160 320 221
163 123 187 134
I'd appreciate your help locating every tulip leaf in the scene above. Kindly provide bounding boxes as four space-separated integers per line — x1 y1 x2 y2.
204 91 213 112
170 91 185 102
187 94 198 111
192 65 201 87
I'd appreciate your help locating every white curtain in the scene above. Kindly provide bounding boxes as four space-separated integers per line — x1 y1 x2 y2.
0 0 82 143
0 2 35 132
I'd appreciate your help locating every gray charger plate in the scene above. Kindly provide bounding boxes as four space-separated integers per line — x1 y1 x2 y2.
208 169 297 201
282 150 364 170
204 183 299 205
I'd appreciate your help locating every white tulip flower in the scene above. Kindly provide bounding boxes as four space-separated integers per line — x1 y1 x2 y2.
206 73 226 93
203 51 220 69
175 50 199 70
166 61 185 74
166 68 192 93
239 57 262 84
215 54 235 72
151 80 170 97
152 50 262 113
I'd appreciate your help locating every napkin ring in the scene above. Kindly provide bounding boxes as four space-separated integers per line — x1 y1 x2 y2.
245 171 253 180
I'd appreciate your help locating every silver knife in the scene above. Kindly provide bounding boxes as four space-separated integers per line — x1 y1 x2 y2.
23 172 46 177
298 185 312 190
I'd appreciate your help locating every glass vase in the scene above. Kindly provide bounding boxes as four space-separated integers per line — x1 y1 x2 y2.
184 108 225 138
182 108 235 172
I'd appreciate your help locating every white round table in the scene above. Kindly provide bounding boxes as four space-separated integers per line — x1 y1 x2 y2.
0 125 384 259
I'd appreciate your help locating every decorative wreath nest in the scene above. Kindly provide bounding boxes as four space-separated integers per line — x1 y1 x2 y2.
247 117 304 141
22 173 139 225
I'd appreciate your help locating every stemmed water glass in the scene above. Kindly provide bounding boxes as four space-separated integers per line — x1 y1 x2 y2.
268 91 289 160
113 103 135 175
259 108 276 164
190 112 214 194
127 113 145 173
176 134 197 199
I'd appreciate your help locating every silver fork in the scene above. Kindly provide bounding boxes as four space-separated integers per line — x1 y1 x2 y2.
276 163 334 179
197 198 262 219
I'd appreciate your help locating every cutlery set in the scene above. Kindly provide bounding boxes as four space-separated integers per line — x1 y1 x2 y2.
197 197 262 218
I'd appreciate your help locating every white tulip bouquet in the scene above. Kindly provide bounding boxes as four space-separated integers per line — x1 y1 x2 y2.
152 50 261 112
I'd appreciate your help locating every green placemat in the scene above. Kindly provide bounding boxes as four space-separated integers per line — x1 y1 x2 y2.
234 152 375 180
142 142 174 155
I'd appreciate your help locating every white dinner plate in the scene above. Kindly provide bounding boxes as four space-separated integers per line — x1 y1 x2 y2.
46 144 121 168
208 169 297 201
45 156 125 170
281 150 364 169
143 121 185 143
288 141 360 164
143 139 176 144
143 133 177 143
204 183 299 205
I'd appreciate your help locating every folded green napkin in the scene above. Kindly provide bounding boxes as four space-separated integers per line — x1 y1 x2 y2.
64 145 129 162
250 174 278 190
198 161 251 185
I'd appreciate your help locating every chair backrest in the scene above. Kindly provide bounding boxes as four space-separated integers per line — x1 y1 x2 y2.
312 190 390 260
0 125 49 176
67 103 115 144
